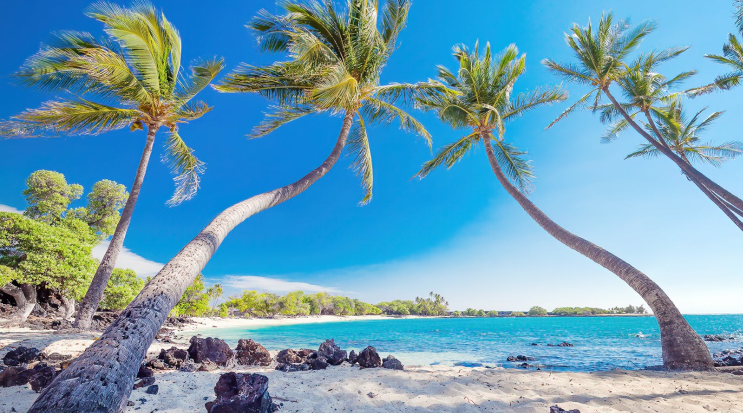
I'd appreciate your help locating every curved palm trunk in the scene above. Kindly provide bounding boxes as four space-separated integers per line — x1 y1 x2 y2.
74 126 158 329
604 89 743 214
643 112 743 231
481 134 713 371
29 111 354 413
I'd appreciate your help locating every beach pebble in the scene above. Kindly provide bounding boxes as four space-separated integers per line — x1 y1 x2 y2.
550 405 581 413
145 385 159 395
134 377 156 390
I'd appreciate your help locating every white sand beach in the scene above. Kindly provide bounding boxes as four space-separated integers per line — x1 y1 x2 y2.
1 321 742 413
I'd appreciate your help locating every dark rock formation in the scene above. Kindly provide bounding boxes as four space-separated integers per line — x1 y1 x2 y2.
317 339 347 366
158 347 189 369
307 357 328 371
146 359 167 371
704 334 734 342
3 346 41 366
0 363 53 388
357 346 382 368
188 337 234 367
550 405 581 413
517 362 533 369
145 385 159 395
40 352 71 368
133 377 156 390
28 364 56 392
235 339 272 366
205 372 278 413
180 360 199 373
275 349 305 364
275 363 310 372
137 365 154 378
348 350 358 365
548 342 574 347
507 355 535 362
382 355 404 370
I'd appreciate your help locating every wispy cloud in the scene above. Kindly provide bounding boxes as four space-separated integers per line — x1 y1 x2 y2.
92 241 165 279
0 204 23 214
223 275 341 294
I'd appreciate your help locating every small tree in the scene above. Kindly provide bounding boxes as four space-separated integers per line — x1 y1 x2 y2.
99 269 144 311
528 306 548 316
511 311 527 317
23 170 83 224
171 274 211 317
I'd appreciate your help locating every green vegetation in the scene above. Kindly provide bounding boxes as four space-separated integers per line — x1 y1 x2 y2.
551 307 609 316
609 305 648 315
510 311 527 317
100 269 144 311
377 292 448 316
171 274 223 317
528 306 549 316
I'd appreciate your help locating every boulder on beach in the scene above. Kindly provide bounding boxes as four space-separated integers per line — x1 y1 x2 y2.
188 337 234 367
0 363 54 388
275 349 312 364
307 356 329 371
158 347 189 369
348 350 358 365
317 339 347 366
133 376 156 390
3 346 41 366
205 372 278 413
382 355 404 370
235 339 272 366
357 346 382 368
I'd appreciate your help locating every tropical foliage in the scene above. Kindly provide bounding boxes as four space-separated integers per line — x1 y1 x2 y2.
1 3 221 204
415 42 566 192
99 268 144 310
224 290 382 317
215 0 441 203
377 292 449 316
171 274 224 317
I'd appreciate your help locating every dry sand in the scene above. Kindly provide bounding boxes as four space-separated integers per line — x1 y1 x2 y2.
0 320 741 413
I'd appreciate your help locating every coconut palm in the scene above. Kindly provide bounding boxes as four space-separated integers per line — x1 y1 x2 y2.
543 13 743 221
416 42 714 371
0 2 223 329
596 51 743 231
29 1 434 410
690 0 743 94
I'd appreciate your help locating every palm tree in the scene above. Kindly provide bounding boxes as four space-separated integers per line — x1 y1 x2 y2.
415 42 714 371
595 50 743 231
690 0 743 94
29 1 434 410
0 2 223 329
617 99 743 229
543 13 743 223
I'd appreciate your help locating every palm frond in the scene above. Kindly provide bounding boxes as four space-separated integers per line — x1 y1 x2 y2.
373 80 448 104
361 98 431 146
625 143 661 160
346 114 374 205
175 100 212 121
2 98 138 137
491 137 534 194
175 58 224 105
250 105 320 138
546 89 596 129
163 129 205 206
415 132 480 179
503 85 568 122
214 62 314 106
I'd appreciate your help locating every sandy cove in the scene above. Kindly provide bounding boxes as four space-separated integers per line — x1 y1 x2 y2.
0 317 742 413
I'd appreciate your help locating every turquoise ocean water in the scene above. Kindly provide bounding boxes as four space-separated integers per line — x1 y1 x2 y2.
191 315 742 372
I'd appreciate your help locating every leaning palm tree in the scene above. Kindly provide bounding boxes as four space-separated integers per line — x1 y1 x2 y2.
30 1 436 411
616 99 743 229
543 13 743 221
595 51 743 231
0 2 223 329
415 42 714 371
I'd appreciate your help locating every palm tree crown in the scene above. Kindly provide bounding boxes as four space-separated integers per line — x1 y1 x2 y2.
1 2 223 205
542 12 656 127
690 0 743 94
414 42 566 193
215 0 442 204
626 100 743 166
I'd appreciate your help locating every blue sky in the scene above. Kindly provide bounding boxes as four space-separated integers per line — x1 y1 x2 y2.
1 0 741 313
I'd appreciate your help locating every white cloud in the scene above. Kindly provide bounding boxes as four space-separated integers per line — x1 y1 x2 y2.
92 241 165 279
223 275 341 294
0 204 22 214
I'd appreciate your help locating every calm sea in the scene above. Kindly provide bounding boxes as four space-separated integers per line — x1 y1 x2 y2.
191 315 742 372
